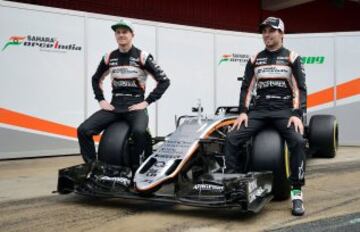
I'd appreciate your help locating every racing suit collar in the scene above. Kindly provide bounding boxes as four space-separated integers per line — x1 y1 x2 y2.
265 46 284 54
118 45 134 55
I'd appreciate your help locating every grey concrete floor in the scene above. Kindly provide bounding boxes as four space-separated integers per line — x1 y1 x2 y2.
0 147 359 232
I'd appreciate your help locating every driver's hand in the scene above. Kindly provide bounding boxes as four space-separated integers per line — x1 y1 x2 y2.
287 116 304 135
128 101 149 111
99 100 115 111
231 113 248 131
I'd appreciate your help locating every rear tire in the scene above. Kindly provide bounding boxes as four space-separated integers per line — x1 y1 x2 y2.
250 127 291 201
98 121 130 166
308 115 338 158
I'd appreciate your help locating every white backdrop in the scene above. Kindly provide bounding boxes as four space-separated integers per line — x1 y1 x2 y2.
334 33 360 106
157 27 214 135
0 0 359 158
0 4 85 127
215 33 262 107
285 34 335 111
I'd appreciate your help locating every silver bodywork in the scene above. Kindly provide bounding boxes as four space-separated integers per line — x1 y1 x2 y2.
134 114 236 191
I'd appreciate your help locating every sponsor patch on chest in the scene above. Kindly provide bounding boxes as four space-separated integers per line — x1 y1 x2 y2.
129 57 140 67
109 58 118 66
255 65 292 78
257 80 288 89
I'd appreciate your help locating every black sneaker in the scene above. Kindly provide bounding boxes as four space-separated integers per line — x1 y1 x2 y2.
291 189 305 216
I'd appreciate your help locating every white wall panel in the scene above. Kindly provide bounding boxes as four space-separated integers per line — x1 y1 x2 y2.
0 5 85 126
1 1 359 158
334 34 360 106
157 28 214 136
286 35 335 111
215 34 262 108
85 17 118 118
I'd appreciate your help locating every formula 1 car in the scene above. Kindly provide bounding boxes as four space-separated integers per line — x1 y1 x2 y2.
57 102 338 213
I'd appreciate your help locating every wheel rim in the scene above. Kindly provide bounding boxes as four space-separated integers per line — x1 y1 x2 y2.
284 143 290 178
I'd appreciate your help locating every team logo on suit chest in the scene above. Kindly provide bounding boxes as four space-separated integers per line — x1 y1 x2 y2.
109 58 118 66
255 57 267 65
129 57 141 67
276 56 290 65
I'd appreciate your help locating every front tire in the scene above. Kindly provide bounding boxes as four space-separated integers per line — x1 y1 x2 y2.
250 127 290 201
98 121 130 166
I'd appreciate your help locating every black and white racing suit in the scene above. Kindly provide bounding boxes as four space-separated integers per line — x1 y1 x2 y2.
78 46 170 168
225 46 307 187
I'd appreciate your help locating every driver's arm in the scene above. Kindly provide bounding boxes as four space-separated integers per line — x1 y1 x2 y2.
239 59 256 114
143 54 170 105
92 54 110 102
291 55 307 118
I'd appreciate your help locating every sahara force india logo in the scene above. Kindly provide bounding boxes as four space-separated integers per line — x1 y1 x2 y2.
218 53 250 65
1 36 26 51
1 35 82 52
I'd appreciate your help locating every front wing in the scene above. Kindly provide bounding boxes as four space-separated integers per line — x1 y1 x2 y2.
57 162 273 213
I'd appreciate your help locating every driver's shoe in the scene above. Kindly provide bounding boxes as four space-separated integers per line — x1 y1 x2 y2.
291 189 305 216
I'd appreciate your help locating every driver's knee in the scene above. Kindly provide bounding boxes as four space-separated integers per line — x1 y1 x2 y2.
77 123 94 137
131 127 147 139
288 134 305 149
226 133 237 146
226 130 247 147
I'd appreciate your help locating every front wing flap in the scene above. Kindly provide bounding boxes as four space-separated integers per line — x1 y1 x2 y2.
176 171 273 212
